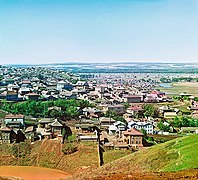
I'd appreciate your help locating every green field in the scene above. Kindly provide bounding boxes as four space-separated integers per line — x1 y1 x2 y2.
159 82 198 96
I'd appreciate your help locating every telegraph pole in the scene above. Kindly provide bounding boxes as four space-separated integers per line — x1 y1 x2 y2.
96 127 104 167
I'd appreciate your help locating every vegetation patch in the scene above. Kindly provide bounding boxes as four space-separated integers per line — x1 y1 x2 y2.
62 143 78 155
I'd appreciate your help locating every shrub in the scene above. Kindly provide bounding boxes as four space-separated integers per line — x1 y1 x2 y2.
62 143 78 155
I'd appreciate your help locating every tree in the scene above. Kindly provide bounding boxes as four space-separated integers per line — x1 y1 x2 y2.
140 128 147 139
157 121 170 132
0 99 92 120
181 116 190 127
123 102 130 109
48 109 61 118
113 116 126 123
143 104 155 118
105 110 117 118
172 116 182 128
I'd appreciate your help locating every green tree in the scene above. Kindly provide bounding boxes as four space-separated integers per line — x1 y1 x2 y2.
157 121 170 132
113 116 126 123
181 116 190 127
123 102 130 109
140 128 147 137
105 110 117 118
143 104 155 118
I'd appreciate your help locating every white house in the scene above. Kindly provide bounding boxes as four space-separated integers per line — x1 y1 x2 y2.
4 114 25 129
127 121 154 134
109 121 126 135
57 80 73 91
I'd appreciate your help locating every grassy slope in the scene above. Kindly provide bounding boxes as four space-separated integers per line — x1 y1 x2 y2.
72 134 198 179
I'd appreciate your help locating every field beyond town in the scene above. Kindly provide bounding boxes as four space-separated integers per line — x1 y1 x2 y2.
159 82 198 96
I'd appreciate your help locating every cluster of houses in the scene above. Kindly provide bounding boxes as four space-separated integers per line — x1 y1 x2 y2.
75 117 150 150
0 66 90 102
75 105 156 150
1 66 198 150
0 113 66 144
0 66 173 105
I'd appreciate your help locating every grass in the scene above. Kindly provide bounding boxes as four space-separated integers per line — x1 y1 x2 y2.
1 135 198 180
159 82 198 96
162 135 198 171
104 149 131 164
135 134 198 172
177 105 191 114
74 134 198 179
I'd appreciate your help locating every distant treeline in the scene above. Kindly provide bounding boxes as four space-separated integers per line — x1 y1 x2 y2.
69 68 198 74
160 77 198 83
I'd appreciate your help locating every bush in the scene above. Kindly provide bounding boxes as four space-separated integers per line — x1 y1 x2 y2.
62 143 78 155
12 141 31 158
148 136 154 142
68 135 77 142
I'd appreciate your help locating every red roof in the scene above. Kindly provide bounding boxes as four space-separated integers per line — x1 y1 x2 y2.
128 106 143 111
22 80 31 84
123 128 144 136
151 91 165 95
191 107 198 110
0 127 11 132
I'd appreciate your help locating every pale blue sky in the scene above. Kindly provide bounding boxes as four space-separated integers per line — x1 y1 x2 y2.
0 0 198 64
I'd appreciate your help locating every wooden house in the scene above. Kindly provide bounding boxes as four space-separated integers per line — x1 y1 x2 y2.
123 128 144 148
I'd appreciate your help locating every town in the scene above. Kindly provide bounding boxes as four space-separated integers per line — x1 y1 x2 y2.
0 65 198 153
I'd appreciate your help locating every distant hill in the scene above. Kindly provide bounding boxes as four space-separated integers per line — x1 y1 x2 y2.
72 134 198 179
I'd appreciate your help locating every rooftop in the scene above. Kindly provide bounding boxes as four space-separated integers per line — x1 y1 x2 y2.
123 128 144 136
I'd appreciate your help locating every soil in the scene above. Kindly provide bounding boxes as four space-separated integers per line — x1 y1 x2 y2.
0 166 71 180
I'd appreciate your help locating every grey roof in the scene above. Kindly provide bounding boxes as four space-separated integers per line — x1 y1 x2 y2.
39 118 54 124
25 126 34 133
50 119 63 127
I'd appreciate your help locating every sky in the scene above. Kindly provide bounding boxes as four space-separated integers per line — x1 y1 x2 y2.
0 0 198 65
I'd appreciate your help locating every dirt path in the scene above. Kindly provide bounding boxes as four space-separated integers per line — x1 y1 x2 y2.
0 166 71 180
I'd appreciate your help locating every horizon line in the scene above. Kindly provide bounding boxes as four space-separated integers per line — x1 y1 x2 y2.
3 61 198 66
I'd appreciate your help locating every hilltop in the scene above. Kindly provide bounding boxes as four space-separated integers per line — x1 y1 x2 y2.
70 134 198 179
